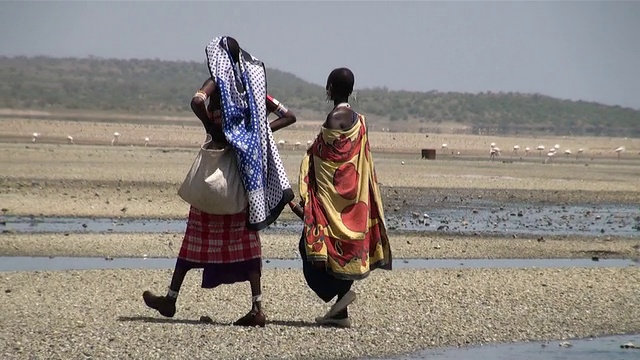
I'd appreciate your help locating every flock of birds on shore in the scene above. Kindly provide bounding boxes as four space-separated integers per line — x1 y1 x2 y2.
440 142 629 161
29 131 311 150
30 131 151 147
27 131 633 161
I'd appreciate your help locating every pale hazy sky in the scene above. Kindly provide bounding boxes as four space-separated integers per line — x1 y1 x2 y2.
1 1 639 109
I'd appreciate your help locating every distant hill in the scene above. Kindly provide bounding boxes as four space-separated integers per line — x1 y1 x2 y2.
1 56 638 136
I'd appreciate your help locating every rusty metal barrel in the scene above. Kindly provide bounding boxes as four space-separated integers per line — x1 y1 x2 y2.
421 148 436 160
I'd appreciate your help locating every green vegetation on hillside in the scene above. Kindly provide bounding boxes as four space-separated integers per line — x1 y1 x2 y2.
1 56 638 136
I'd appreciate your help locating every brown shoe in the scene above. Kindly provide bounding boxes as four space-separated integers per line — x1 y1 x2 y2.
142 291 176 318
233 310 266 327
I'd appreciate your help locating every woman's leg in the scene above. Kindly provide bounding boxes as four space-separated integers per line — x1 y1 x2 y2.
143 259 199 317
231 260 266 327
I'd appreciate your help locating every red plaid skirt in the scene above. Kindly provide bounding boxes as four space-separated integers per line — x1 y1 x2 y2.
178 206 261 264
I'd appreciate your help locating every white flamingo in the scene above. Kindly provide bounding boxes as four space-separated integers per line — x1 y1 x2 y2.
306 140 313 148
67 135 74 144
144 137 150 147
490 147 501 161
524 147 531 156
615 146 625 160
536 145 545 157
545 151 555 164
554 144 560 150
111 132 121 146
490 142 496 149
277 140 285 149
564 149 571 157
513 145 520 155
31 132 39 143
441 143 448 153
576 148 584 159
294 141 301 150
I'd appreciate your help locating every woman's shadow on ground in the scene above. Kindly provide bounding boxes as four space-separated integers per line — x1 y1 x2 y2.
117 316 318 328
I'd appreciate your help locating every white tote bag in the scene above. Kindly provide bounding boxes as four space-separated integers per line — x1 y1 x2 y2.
178 134 247 215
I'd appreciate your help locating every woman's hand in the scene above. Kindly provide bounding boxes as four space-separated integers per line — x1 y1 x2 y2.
289 201 304 220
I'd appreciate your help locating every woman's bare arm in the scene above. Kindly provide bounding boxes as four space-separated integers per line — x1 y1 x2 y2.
266 94 296 132
190 79 217 133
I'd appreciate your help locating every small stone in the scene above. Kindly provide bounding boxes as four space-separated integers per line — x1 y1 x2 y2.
559 341 572 348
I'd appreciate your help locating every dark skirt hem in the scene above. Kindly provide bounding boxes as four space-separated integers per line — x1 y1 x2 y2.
176 257 262 289
325 259 393 281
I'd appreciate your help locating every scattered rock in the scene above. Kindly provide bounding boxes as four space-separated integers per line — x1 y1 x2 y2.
559 341 572 348
621 342 637 349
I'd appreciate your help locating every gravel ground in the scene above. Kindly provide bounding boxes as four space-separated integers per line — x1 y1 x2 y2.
1 268 638 359
1 233 639 260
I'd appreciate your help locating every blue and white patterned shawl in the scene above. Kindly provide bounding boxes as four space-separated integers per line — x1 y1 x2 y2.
205 36 294 230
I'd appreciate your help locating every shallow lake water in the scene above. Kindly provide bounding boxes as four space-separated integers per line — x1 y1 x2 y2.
0 256 635 272
386 202 639 238
1 200 638 238
384 334 640 360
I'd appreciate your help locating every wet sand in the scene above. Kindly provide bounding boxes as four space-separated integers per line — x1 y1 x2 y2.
1 233 639 260
1 267 639 359
1 142 639 219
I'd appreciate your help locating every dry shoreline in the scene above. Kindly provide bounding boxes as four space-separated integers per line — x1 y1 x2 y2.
1 267 639 359
1 233 638 260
